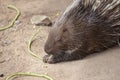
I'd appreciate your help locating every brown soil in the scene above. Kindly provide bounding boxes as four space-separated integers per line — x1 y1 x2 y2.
0 0 120 80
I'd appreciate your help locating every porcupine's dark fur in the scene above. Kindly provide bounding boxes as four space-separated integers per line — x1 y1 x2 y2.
43 0 120 63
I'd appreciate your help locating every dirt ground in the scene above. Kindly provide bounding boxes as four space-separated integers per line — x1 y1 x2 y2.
0 0 120 80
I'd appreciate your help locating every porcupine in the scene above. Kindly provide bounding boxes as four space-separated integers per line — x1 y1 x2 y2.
43 0 120 63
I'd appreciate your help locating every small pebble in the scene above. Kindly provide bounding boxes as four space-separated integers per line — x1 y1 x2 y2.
44 73 48 75
14 20 21 25
42 65 48 68
33 25 36 28
56 12 60 17
0 74 4 77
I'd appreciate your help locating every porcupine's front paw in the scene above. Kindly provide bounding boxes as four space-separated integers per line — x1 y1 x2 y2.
43 53 65 64
43 55 57 64
43 55 63 64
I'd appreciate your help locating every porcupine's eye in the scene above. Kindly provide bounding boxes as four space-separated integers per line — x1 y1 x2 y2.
61 28 69 43
55 28 68 43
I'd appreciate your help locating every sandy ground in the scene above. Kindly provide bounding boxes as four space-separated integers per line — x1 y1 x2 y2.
0 0 120 80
